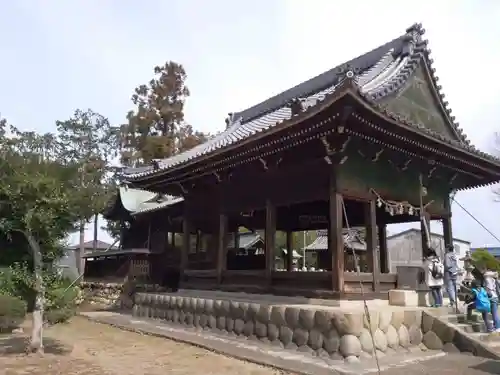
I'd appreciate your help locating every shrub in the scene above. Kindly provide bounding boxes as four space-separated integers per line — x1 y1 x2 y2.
0 294 27 333
44 286 78 324
45 308 75 325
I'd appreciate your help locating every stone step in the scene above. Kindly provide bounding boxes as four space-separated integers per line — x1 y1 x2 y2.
454 322 487 334
467 331 500 343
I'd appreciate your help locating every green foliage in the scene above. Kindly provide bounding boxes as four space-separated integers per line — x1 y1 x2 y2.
56 109 120 223
120 61 208 166
0 294 27 333
471 249 500 272
0 121 80 247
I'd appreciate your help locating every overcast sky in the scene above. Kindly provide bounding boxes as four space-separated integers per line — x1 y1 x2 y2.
1 0 499 248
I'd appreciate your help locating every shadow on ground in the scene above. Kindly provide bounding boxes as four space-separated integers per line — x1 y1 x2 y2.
0 335 72 356
470 360 500 374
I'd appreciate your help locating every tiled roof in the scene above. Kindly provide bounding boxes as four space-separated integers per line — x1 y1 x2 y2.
305 230 366 251
228 232 264 249
123 23 498 181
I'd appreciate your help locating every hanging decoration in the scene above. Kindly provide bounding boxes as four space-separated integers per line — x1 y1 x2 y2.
370 188 434 217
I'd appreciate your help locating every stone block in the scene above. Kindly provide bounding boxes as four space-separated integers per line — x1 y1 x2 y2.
409 325 423 346
243 321 255 337
398 325 410 348
226 317 234 332
270 306 286 326
432 318 455 344
217 316 226 330
391 311 405 330
421 312 435 333
267 323 279 341
285 307 300 329
389 289 419 307
334 312 363 336
255 321 267 338
279 326 293 345
374 329 388 352
363 310 379 333
308 329 324 350
299 309 315 330
386 326 399 349
359 328 373 353
257 305 271 324
314 310 333 332
323 328 340 354
339 334 361 357
234 319 245 335
423 330 443 350
293 328 309 347
246 303 260 321
379 311 392 333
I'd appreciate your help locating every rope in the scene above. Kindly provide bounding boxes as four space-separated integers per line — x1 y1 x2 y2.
340 198 381 375
452 198 500 243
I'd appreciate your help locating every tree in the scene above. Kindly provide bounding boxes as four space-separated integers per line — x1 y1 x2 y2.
56 109 120 274
0 119 79 353
120 61 208 166
471 248 500 273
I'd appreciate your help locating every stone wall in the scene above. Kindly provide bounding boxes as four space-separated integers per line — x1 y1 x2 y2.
81 281 135 309
132 292 430 363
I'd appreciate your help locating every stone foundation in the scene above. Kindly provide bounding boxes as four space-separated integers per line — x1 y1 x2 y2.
132 292 432 362
81 281 135 308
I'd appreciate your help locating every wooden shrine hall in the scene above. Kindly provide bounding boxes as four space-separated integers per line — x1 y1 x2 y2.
117 23 500 299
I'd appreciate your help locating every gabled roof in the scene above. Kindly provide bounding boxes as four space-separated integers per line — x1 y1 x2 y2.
305 229 366 251
229 232 264 249
124 23 500 181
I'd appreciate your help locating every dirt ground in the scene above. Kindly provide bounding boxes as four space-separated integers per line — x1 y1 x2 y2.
0 316 290 375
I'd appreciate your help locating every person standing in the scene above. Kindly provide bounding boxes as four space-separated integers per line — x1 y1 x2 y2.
444 244 459 307
426 251 445 307
483 269 500 332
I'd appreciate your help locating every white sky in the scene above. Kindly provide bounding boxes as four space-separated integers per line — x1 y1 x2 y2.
1 0 499 247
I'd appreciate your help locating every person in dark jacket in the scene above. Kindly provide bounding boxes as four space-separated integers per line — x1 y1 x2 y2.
444 244 459 307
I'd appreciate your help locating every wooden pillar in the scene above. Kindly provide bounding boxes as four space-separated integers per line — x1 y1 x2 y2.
442 196 453 250
265 200 276 286
365 199 379 291
286 231 293 271
216 213 227 285
171 231 176 248
328 168 344 293
378 225 388 273
181 210 190 273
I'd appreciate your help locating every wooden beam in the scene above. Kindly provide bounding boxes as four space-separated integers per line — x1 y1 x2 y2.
286 231 293 272
378 225 388 273
265 200 276 287
216 213 227 285
365 199 379 292
328 167 344 293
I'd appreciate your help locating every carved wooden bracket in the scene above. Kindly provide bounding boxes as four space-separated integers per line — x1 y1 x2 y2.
259 155 282 171
177 183 188 195
321 135 351 165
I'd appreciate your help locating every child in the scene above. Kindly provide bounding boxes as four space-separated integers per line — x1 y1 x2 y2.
426 251 444 307
467 279 494 333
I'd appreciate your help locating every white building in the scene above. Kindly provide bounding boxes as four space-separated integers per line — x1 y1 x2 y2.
387 228 469 283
